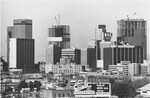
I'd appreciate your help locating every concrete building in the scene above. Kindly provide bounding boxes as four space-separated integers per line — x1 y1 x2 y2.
99 41 114 60
9 38 34 73
48 25 70 49
41 87 74 98
46 45 61 64
141 65 148 75
104 45 143 70
109 61 141 76
13 19 32 39
117 19 147 59
140 60 150 75
109 62 129 76
61 47 81 64
7 26 14 67
46 63 83 75
128 63 141 76
7 19 34 73
74 73 111 98
81 49 87 65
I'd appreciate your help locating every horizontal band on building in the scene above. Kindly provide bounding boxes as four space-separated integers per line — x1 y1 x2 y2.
14 23 32 25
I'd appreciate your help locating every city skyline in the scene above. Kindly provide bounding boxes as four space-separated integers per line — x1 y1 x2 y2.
1 0 150 62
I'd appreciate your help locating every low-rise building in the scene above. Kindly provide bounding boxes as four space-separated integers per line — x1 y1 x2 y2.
74 72 111 98
41 87 74 98
109 61 141 76
140 60 150 75
45 63 83 75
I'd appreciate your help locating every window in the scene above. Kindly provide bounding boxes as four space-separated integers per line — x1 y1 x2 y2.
62 93 65 97
58 94 61 97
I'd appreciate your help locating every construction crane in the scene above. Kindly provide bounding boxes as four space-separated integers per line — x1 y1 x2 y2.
55 14 60 25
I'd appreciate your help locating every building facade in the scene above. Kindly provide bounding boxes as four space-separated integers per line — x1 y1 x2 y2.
87 47 96 69
61 47 81 64
104 45 143 70
74 73 111 98
7 19 34 73
109 61 141 76
46 63 83 75
9 38 34 73
81 49 87 65
42 87 74 98
13 19 32 39
117 19 147 59
46 45 61 64
99 41 114 60
48 25 70 49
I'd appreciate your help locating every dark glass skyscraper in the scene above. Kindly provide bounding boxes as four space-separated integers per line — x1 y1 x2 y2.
103 45 143 70
117 19 147 59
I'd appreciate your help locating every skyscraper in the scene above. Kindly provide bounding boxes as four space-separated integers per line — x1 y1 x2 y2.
13 19 32 39
117 19 147 59
81 49 87 65
9 38 34 73
61 47 81 64
48 25 70 49
7 26 14 68
46 45 61 64
87 47 96 69
103 45 143 70
8 19 34 73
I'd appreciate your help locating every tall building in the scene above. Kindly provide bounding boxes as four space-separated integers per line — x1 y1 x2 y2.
87 47 96 69
99 41 114 60
104 45 144 70
87 40 100 70
7 26 14 69
81 49 87 65
46 45 61 64
8 19 34 73
13 19 32 39
48 25 70 49
9 38 34 73
61 47 81 64
117 19 147 59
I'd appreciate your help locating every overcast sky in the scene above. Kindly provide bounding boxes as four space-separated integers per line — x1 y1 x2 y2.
1 0 150 62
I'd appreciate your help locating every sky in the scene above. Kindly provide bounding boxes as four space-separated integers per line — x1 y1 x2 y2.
1 0 150 63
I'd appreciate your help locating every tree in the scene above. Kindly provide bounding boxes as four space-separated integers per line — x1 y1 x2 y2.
18 80 28 90
47 71 54 82
5 86 13 93
111 78 137 98
33 81 42 91
29 81 34 91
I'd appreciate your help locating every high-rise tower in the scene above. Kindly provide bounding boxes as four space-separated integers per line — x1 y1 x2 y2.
117 19 147 59
13 19 32 39
48 25 70 49
8 19 34 73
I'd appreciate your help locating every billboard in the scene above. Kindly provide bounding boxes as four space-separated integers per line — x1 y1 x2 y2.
98 25 106 29
97 83 110 92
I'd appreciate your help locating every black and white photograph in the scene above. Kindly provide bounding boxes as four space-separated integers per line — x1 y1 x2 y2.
0 0 150 98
